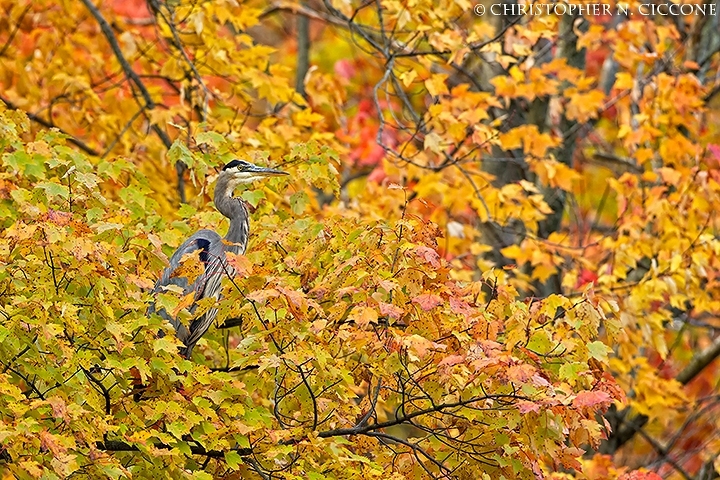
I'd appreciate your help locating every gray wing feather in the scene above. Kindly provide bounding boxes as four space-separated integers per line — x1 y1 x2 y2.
148 229 223 349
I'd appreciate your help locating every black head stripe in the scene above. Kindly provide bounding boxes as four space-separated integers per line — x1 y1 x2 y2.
222 160 243 171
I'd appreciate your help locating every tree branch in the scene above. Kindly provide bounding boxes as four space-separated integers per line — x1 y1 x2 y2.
602 333 720 454
0 96 100 156
295 1 310 97
80 0 156 110
97 439 253 457
632 426 693 480
318 393 524 438
79 0 186 202
676 334 720 386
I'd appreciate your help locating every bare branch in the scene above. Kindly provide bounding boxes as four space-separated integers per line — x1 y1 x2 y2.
79 0 186 202
97 439 253 457
0 96 100 156
295 2 311 97
676 335 720 386
632 426 693 480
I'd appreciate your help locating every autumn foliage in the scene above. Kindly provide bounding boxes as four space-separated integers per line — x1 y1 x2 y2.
1 0 720 479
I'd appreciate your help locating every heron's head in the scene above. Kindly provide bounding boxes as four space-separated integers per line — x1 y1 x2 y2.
221 159 288 185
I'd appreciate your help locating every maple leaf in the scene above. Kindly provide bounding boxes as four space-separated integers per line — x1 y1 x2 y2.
39 430 67 456
425 74 449 96
517 400 541 414
657 167 683 186
437 354 465 369
378 301 404 320
355 306 378 327
572 390 612 408
412 294 444 311
618 472 663 480
449 297 473 316
415 246 441 268
246 289 281 302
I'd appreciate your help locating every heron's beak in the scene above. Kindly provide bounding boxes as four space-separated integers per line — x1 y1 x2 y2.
248 165 289 177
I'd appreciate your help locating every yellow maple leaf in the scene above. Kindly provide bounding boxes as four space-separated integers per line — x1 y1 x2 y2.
425 74 449 96
657 167 682 186
172 291 197 317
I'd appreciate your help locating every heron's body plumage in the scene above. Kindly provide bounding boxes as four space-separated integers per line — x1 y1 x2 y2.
149 160 286 358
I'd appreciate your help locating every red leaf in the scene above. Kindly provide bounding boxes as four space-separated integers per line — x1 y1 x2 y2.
708 144 720 160
415 246 440 268
517 400 541 414
449 297 473 316
367 165 387 183
575 268 599 289
572 390 612 408
412 294 443 311
618 472 663 480
507 364 536 383
437 354 465 369
110 0 152 20
379 301 404 320
334 59 356 80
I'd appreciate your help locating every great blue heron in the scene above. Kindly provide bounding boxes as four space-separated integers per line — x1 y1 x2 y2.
149 159 288 358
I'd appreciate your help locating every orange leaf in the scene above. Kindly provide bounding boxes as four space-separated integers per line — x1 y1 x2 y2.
226 252 253 277
246 289 280 302
356 306 378 327
657 167 682 186
172 291 196 317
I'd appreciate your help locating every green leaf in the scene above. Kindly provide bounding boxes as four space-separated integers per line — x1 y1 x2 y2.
75 171 99 189
154 336 181 354
168 141 194 167
308 472 329 480
25 155 48 178
290 191 309 215
527 330 552 354
177 203 197 218
194 131 226 150
2 150 29 174
192 473 213 480
224 451 243 470
587 341 612 362
0 324 9 343
167 421 187 439
241 189 265 208
176 441 192 456
559 362 587 385
86 207 104 223
235 435 251 449
36 182 69 200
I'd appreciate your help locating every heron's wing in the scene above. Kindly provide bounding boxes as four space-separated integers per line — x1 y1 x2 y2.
155 229 222 294
149 229 223 343
184 242 230 352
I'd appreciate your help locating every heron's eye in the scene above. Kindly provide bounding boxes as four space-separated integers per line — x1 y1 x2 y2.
223 160 243 171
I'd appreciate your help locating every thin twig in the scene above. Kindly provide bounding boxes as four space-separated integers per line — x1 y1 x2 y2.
0 96 100 156
80 0 185 201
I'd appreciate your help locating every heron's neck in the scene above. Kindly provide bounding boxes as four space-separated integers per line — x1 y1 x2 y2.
226 205 249 254
215 178 249 254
